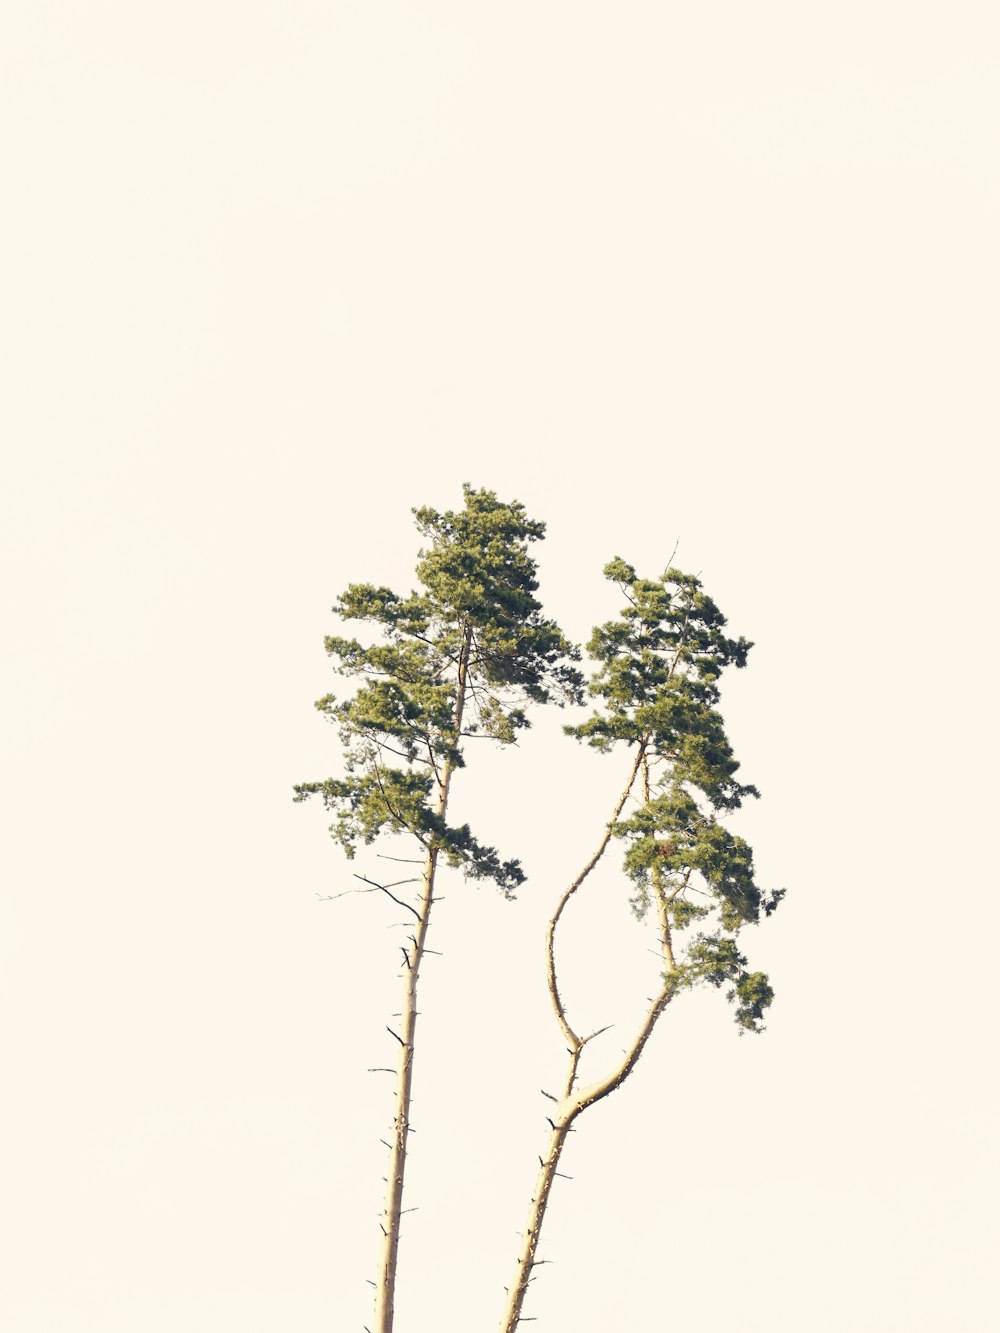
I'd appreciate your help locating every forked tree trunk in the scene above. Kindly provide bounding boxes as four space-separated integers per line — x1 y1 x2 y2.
500 969 674 1333
372 629 471 1333
500 755 675 1333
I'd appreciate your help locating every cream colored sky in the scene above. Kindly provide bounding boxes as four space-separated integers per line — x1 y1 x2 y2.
2 4 997 1330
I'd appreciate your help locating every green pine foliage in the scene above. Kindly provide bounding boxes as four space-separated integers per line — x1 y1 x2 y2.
572 559 784 1031
294 486 582 895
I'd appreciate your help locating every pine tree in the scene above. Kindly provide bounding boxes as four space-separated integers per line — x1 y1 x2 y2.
500 560 784 1331
294 486 581 1333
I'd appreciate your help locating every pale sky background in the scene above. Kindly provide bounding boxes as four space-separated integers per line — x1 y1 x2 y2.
2 4 997 1331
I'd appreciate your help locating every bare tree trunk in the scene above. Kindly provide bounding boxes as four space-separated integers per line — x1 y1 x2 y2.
372 629 471 1333
499 1050 581 1332
500 755 676 1333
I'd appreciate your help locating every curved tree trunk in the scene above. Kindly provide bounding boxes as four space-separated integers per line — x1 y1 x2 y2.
500 755 676 1333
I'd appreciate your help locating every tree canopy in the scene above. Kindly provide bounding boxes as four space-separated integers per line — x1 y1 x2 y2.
294 485 582 894
573 559 783 1031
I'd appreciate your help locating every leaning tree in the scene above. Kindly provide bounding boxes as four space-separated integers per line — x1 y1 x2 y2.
499 560 784 1332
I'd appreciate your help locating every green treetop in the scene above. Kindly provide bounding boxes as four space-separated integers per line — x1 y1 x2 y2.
294 485 582 891
572 559 784 1031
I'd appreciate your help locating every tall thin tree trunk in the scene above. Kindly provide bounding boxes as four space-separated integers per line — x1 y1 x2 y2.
372 628 471 1333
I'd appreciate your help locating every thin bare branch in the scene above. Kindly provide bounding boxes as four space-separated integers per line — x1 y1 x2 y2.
318 878 417 912
579 1023 613 1048
353 874 423 921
